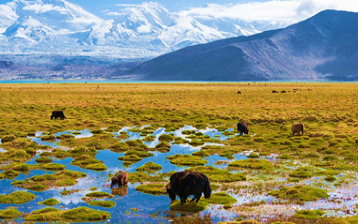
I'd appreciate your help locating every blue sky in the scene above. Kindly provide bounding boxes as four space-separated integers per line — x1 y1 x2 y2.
67 0 266 16
2 0 358 23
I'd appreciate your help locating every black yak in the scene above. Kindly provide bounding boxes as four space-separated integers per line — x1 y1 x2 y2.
292 123 304 136
51 111 66 120
166 171 211 205
110 171 128 187
237 122 249 135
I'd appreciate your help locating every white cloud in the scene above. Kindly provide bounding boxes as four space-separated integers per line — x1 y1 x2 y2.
22 4 67 13
179 0 358 25
104 0 358 26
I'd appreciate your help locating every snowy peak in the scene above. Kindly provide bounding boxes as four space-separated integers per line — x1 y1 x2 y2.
0 0 287 58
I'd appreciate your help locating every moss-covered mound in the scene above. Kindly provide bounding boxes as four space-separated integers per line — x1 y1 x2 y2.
88 200 116 208
0 191 36 204
173 137 190 145
268 185 329 202
70 154 107 171
0 169 20 180
202 192 237 205
289 167 313 179
31 207 60 214
170 200 207 212
158 134 175 142
128 172 167 183
0 208 23 219
39 198 60 206
228 159 273 170
56 134 75 139
61 189 80 196
294 209 325 220
143 135 156 142
0 149 34 163
170 192 237 212
25 207 110 222
167 154 208 166
12 170 87 192
118 149 154 166
135 183 166 195
189 139 205 147
0 163 66 178
40 134 56 141
155 141 171 153
1 135 16 143
35 156 53 164
136 162 163 172
190 166 246 182
85 191 113 199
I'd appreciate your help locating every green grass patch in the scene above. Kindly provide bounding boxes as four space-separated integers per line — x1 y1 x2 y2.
85 191 112 198
135 183 166 195
229 159 273 170
0 208 23 219
88 200 116 208
190 166 246 182
24 207 110 222
136 162 163 172
39 198 60 206
167 154 208 166
294 209 325 220
268 185 329 202
0 191 36 204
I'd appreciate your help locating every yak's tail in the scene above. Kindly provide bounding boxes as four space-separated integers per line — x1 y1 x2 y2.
204 181 211 199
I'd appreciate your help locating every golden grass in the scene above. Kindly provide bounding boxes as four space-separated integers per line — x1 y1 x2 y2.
0 83 356 134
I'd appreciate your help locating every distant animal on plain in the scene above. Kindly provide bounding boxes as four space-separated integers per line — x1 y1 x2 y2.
292 123 304 136
111 171 128 187
51 111 66 120
281 91 287 93
237 91 241 94
166 171 211 205
237 122 249 135
111 185 128 196
272 90 278 93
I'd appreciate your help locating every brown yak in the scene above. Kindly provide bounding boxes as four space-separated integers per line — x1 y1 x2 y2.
292 123 304 135
110 171 128 187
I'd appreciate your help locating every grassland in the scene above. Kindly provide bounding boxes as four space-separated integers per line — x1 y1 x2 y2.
0 83 358 223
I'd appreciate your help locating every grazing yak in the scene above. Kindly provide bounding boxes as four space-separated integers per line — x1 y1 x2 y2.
110 171 128 187
292 123 304 136
237 91 241 94
272 90 278 93
166 171 211 205
51 111 66 120
237 122 249 135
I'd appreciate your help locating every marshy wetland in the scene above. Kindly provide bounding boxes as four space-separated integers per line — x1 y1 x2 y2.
0 83 358 224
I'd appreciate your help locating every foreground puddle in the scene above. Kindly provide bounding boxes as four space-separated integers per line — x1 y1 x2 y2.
0 125 357 223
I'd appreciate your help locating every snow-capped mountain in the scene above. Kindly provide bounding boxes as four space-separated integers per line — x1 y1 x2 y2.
0 0 285 58
129 10 358 81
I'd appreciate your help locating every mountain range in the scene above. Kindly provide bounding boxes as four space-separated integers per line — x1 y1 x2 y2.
128 10 358 81
0 0 283 58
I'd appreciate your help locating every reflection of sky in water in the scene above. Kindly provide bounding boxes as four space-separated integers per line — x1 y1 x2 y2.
1 126 356 223
0 126 244 224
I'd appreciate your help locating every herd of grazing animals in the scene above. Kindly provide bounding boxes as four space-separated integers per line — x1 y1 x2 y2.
50 103 306 205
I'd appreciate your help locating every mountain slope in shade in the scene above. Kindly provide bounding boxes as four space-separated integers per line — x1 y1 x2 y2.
129 10 358 81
